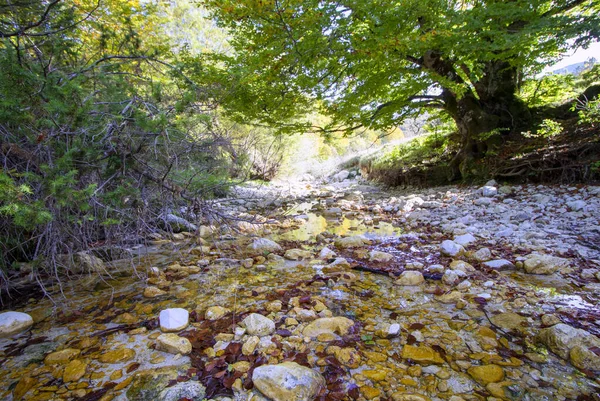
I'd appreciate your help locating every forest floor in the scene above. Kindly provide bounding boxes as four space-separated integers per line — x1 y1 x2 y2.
1 177 600 401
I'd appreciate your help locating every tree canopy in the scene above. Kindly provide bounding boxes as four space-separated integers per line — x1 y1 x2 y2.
206 0 600 173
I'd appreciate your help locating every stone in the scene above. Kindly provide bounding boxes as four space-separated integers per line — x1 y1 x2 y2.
332 170 350 182
156 333 192 355
159 308 189 332
483 259 514 269
284 248 312 260
323 207 343 217
252 362 325 401
334 235 368 248
248 238 283 253
401 345 445 364
63 360 87 382
243 313 275 336
144 286 166 298
0 311 34 338
369 250 394 262
396 271 424 286
243 336 260 355
159 213 197 233
160 381 206 401
12 376 36 400
302 317 354 338
361 386 381 399
205 306 230 320
490 313 527 332
537 323 600 371
435 291 462 304
440 240 464 257
523 254 570 275
442 270 466 286
481 186 498 197
467 364 505 385
566 200 586 211
391 394 432 401
319 247 336 259
44 348 81 365
454 233 477 246
472 247 492 262
99 347 136 364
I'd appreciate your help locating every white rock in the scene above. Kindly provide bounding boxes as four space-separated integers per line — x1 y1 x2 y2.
454 233 477 246
442 269 467 286
474 197 493 206
0 312 33 338
319 247 336 259
252 362 325 401
440 240 464 257
388 323 401 336
159 308 189 332
566 200 586 212
369 250 394 263
481 186 498 197
248 238 282 253
483 259 514 269
472 247 492 262
242 313 275 336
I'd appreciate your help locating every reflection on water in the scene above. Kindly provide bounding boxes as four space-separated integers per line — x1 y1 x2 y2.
277 213 399 242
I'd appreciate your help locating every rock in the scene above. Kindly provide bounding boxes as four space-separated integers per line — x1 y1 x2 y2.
523 254 570 275
401 345 445 364
472 247 492 262
396 271 425 286
252 362 325 401
332 170 350 182
99 347 136 364
242 336 260 355
498 186 513 195
302 317 354 338
442 270 466 286
159 213 197 233
44 348 81 365
369 250 394 262
566 200 586 211
391 394 432 401
454 234 477 246
388 323 401 337
318 247 336 259
284 248 312 260
467 364 505 385
144 286 166 298
249 238 283 253
481 186 498 197
323 207 343 217
537 323 600 371
474 197 493 206
0 311 34 338
160 381 206 401
55 251 106 274
490 312 527 332
483 259 514 269
156 333 192 355
541 314 561 326
12 376 36 400
440 240 464 257
243 313 275 336
205 306 230 320
435 291 462 304
63 359 87 382
159 308 189 332
334 235 368 248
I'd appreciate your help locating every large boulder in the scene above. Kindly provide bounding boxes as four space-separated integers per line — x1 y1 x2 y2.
440 240 464 257
56 252 105 274
334 235 369 249
156 334 192 355
537 323 600 371
0 311 34 338
252 362 325 401
523 254 570 275
396 271 425 286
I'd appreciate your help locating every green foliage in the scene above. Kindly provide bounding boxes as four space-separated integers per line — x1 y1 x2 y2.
522 119 563 139
205 0 600 141
370 131 451 170
575 98 600 126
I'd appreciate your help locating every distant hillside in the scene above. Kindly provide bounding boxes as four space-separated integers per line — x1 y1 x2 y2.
552 58 597 75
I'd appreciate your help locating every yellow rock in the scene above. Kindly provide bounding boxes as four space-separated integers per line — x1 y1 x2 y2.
391 393 432 401
401 345 445 365
486 381 516 400
362 369 387 382
110 370 123 381
400 377 418 386
98 348 136 364
467 364 505 385
13 376 36 400
361 386 381 399
477 326 496 339
232 361 251 373
90 371 105 380
364 351 388 363
114 376 133 391
63 360 87 382
407 365 422 377
44 348 81 365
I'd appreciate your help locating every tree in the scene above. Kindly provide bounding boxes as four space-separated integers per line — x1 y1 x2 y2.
205 0 600 177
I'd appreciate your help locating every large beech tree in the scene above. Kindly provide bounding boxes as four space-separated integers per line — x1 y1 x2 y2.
206 0 600 176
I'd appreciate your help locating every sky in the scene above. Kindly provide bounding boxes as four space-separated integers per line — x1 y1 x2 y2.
544 41 600 73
